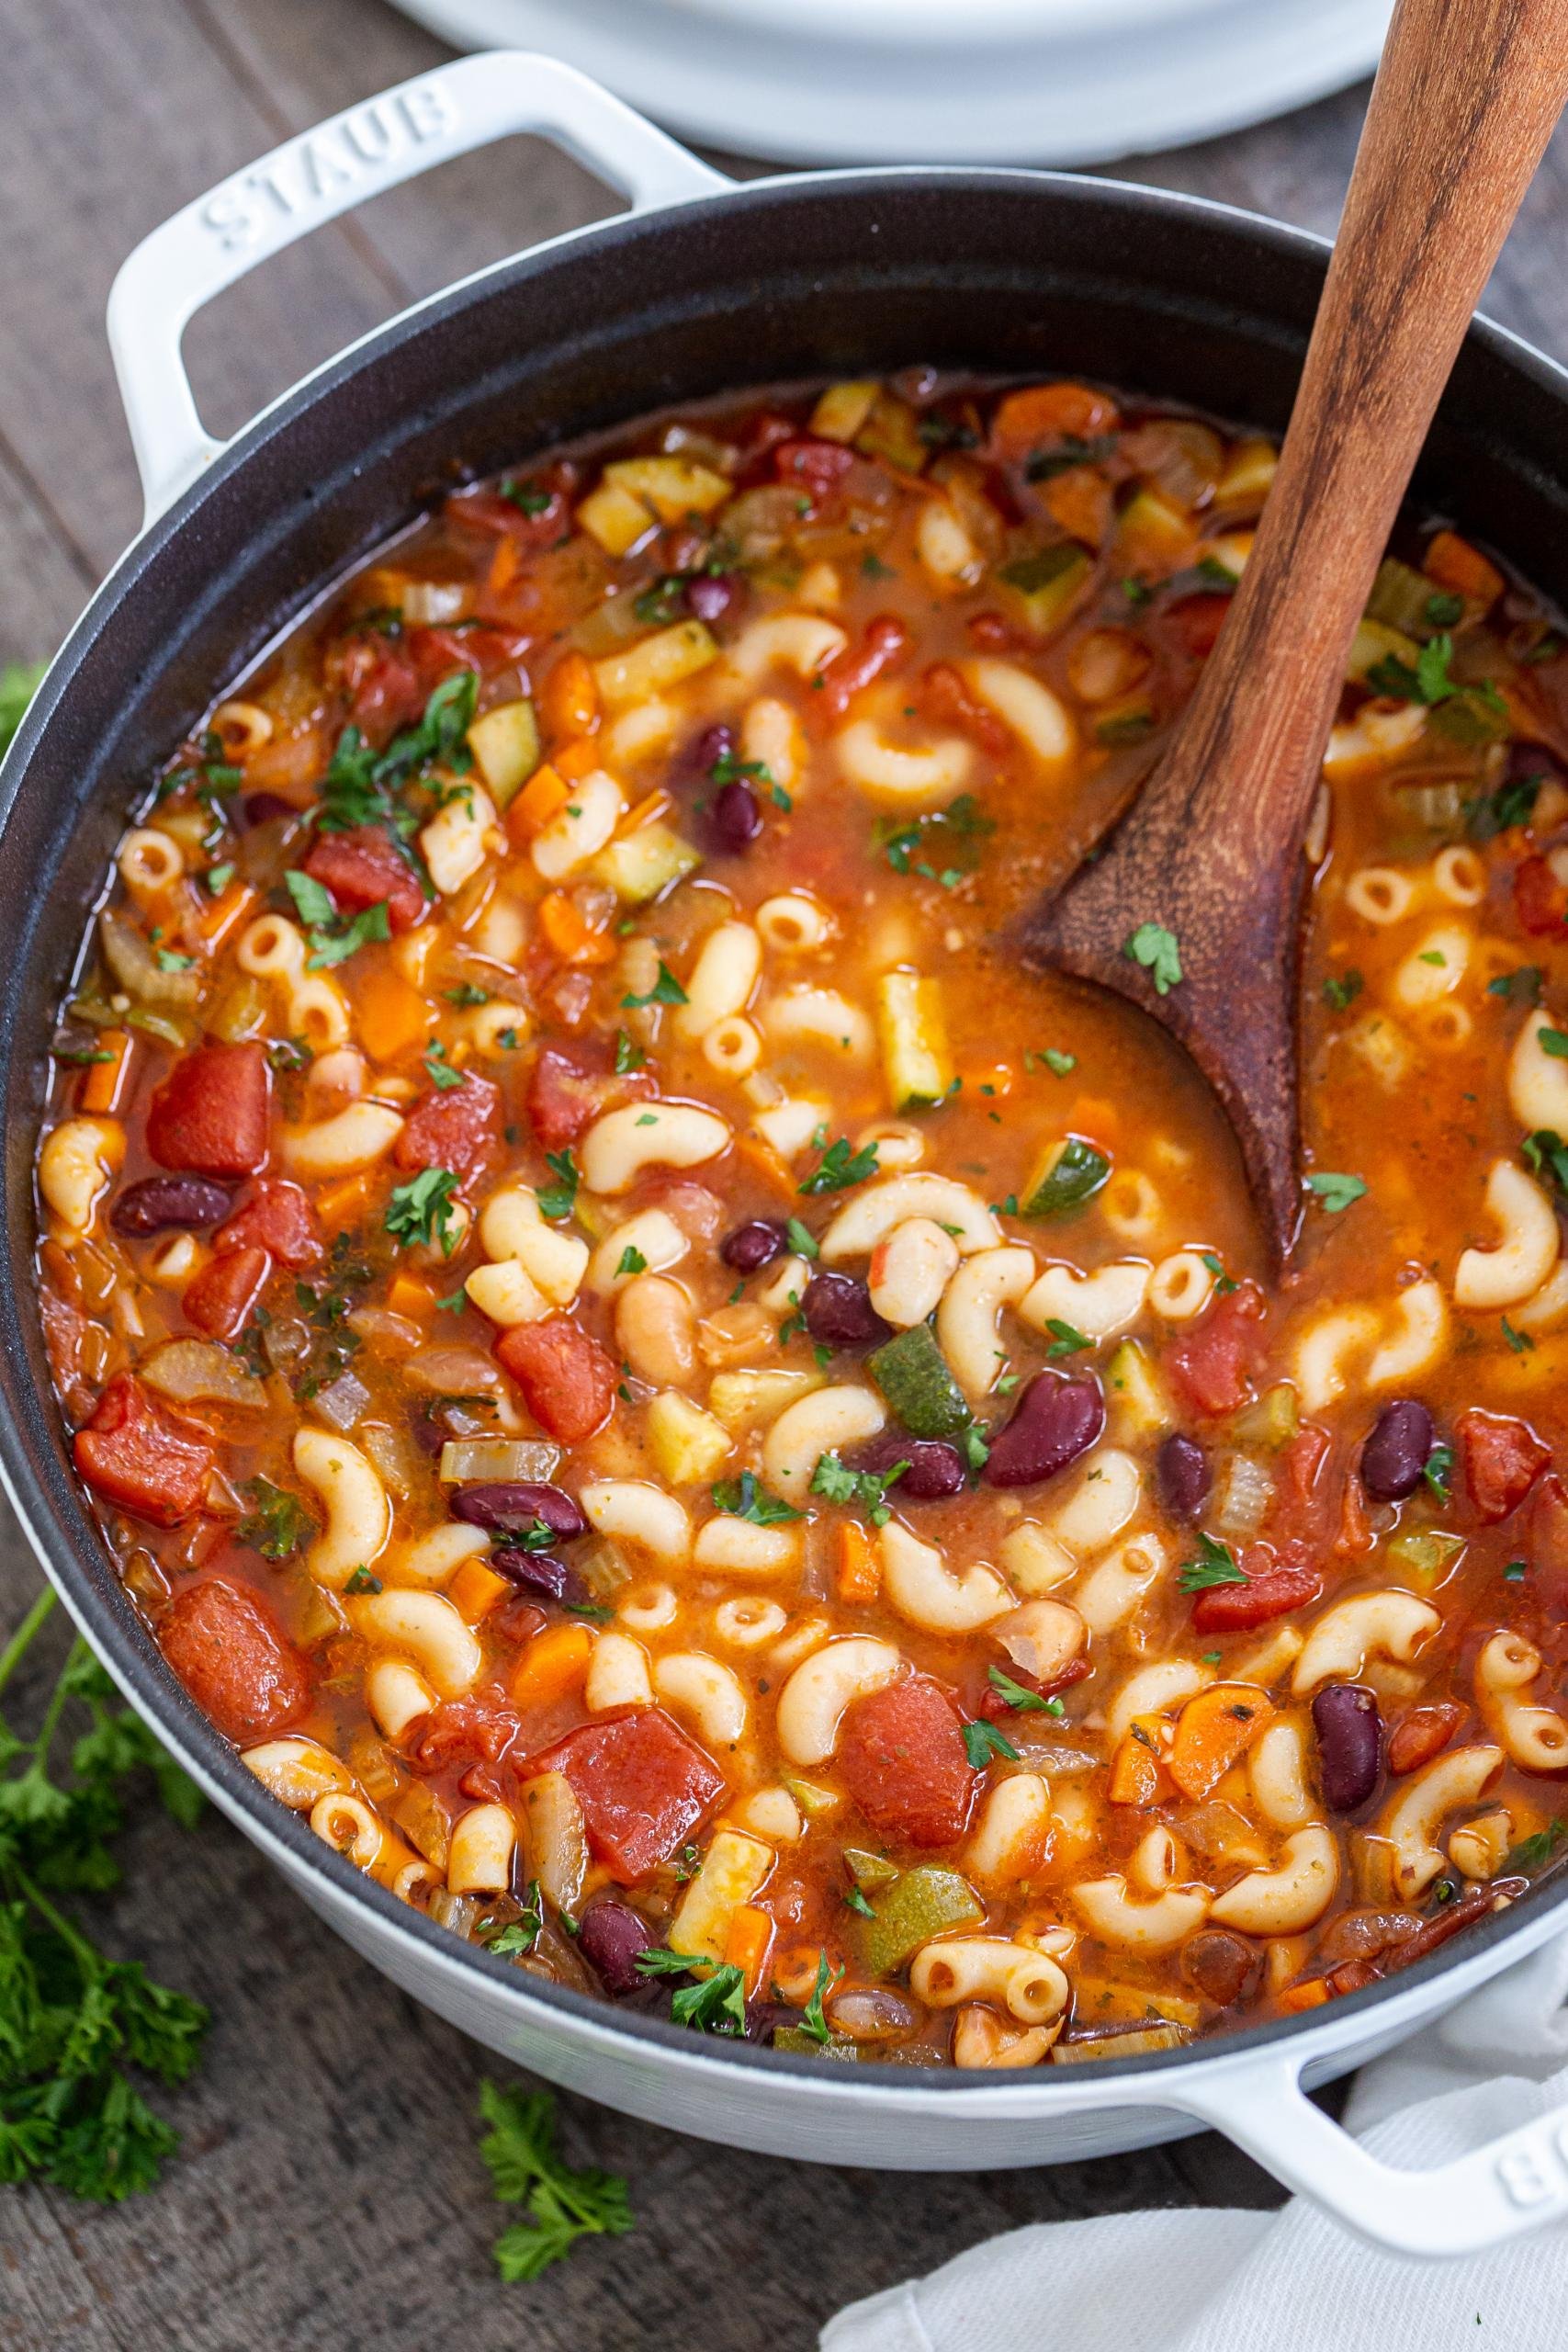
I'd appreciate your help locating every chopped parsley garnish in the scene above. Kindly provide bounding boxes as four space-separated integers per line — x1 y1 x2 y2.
423 1042 465 1092
1504 1820 1568 1875
634 1948 748 2034
477 2079 633 2280
1024 433 1117 481
1043 1318 1090 1358
1505 1559 1528 1582
205 863 235 897
1178 1533 1248 1593
481 1883 545 1957
236 1476 314 1562
1423 1443 1454 1505
1122 922 1183 994
797 1951 844 2047
620 961 688 1010
1032 1047 1077 1077
536 1150 580 1222
1468 772 1543 840
615 1245 649 1278
1305 1170 1367 1213
284 870 391 968
711 1472 804 1526
445 981 491 1007
499 478 553 517
810 1452 908 1527
633 575 690 627
962 1719 1021 1769
784 1216 820 1260
1502 1317 1535 1355
614 1030 646 1074
1425 590 1465 627
1488 966 1542 1005
1368 632 1509 741
1522 1127 1568 1193
155 948 194 973
987 1666 1057 1714
798 1136 880 1195
877 793 994 881
344 1566 383 1595
384 1167 461 1255
1322 969 1364 1011
709 752 770 789
1200 1251 1238 1296
1540 1028 1568 1060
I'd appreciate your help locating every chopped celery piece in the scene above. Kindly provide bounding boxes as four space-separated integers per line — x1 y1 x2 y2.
875 970 953 1111
1348 617 1419 685
844 1846 900 1891
1021 1136 1111 1218
1365 558 1441 639
1104 1339 1172 1443
773 2027 861 2060
1393 777 1469 839
1388 1528 1466 1581
602 455 732 522
997 543 1090 637
852 1864 983 1976
868 1323 971 1440
592 821 701 905
1052 2022 1189 2064
592 619 717 709
780 1773 840 1817
1230 1383 1301 1452
1116 485 1191 564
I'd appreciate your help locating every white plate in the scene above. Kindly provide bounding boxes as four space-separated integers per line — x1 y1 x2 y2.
387 0 1392 165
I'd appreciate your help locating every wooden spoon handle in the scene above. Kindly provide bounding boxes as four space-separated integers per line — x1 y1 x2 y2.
1147 0 1568 871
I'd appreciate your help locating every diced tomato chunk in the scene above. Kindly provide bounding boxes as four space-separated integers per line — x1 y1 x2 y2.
146 1041 270 1180
1165 593 1231 660
393 1071 502 1189
772 438 856 496
1458 1408 1550 1522
524 1044 655 1151
335 631 424 741
818 616 911 719
1190 1540 1319 1634
74 1374 215 1528
412 1692 524 1771
215 1178 321 1269
839 1675 977 1848
528 1709 726 1882
1268 1424 1333 1545
1386 1703 1462 1776
1513 854 1568 937
183 1244 269 1342
446 481 570 547
303 824 429 934
919 661 1010 756
1166 1282 1268 1417
158 1577 310 1745
494 1316 618 1444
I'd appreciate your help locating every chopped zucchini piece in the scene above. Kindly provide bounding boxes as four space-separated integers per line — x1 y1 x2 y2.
1230 1382 1301 1452
852 1864 983 1976
1387 1528 1467 1581
466 697 540 808
810 379 880 444
1115 485 1192 569
593 619 718 709
997 542 1091 637
1347 616 1419 686
647 1390 733 1485
844 1845 900 1890
1020 1136 1111 1218
1103 1339 1172 1443
1365 558 1442 639
868 1323 971 1440
602 455 733 523
875 970 954 1111
855 391 927 475
576 478 656 558
1093 698 1156 747
1051 2021 1190 2064
669 1827 773 1964
773 2027 861 2060
780 1774 840 1817
592 821 702 905
708 1366 826 1433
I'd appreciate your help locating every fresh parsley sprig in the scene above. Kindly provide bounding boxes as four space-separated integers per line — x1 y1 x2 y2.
477 2079 633 2281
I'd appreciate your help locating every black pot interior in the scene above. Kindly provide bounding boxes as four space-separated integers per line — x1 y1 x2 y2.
6 168 1568 2084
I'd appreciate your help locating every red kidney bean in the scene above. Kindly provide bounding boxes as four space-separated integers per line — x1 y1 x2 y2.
243 790 298 828
1386 1702 1462 1776
1312 1682 1382 1813
1384 1879 1528 1973
110 1175 234 1236
691 722 735 773
852 1430 966 1499
1156 1431 1209 1521
1359 1398 1434 1501
1179 1928 1261 2007
719 1218 788 1272
685 572 743 626
982 1374 1104 1489
709 778 763 853
489 1548 589 1608
453 1482 587 1541
577 1898 657 1996
803 1272 892 1349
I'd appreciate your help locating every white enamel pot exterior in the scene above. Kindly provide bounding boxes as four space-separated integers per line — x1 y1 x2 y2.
7 49 1568 2257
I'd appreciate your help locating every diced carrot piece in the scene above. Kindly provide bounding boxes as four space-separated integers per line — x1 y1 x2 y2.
723 1904 774 1998
386 1272 436 1321
507 762 570 844
837 1520 881 1606
316 1172 372 1226
197 879 259 948
510 1621 593 1708
1043 467 1112 546
81 1030 131 1115
1108 1724 1168 1807
448 1556 513 1625
487 536 520 595
538 889 617 966
1167 1685 1275 1802
357 967 431 1063
1425 528 1505 608
540 650 599 741
619 789 671 835
1276 1979 1331 2016
734 1136 796 1197
553 737 601 781
991 381 1119 461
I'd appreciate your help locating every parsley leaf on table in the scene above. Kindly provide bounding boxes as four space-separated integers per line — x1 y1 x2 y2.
478 2079 633 2281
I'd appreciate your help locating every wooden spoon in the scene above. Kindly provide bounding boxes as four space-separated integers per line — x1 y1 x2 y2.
1022 0 1568 1269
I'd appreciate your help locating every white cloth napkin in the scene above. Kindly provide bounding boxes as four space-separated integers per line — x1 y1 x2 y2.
823 1939 1568 2352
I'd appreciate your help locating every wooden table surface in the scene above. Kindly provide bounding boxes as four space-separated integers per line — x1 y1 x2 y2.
6 6 1568 2344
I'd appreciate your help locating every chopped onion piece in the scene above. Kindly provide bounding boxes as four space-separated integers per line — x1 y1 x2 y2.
1052 2021 1189 2064
141 1340 265 1409
438 1438 561 1486
310 1370 371 1430
400 579 471 626
1209 1451 1272 1539
98 909 201 1007
406 1344 505 1396
360 1422 422 1500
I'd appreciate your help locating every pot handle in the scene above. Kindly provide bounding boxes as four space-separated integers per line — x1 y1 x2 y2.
1170 2044 1568 2257
106 50 730 528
